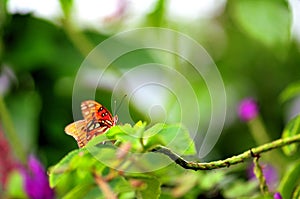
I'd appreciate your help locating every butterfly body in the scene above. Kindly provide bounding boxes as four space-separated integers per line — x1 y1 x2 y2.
65 100 117 148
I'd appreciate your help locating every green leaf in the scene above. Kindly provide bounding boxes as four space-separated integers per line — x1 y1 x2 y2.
49 148 95 187
116 121 146 138
86 133 112 147
138 177 161 199
62 183 95 199
144 123 166 138
106 122 148 151
82 187 103 199
50 148 108 197
6 171 27 198
62 174 133 199
106 122 146 139
111 176 132 194
49 149 79 187
131 176 161 199
231 0 291 54
87 144 119 167
282 115 300 156
119 192 135 199
133 121 147 137
279 81 300 103
278 160 300 199
292 184 300 199
104 125 127 138
59 0 73 18
147 124 196 155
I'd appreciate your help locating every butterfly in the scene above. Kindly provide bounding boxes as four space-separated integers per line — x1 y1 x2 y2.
65 100 118 148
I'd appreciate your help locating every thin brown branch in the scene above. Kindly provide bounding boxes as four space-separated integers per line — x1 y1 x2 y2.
93 172 117 199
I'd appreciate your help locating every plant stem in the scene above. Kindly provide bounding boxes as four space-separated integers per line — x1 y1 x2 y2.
0 96 26 163
248 117 270 145
248 117 286 169
253 157 269 195
61 18 94 57
60 14 123 81
151 134 300 170
93 171 117 199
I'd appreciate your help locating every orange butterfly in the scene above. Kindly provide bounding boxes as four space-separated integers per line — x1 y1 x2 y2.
65 100 118 148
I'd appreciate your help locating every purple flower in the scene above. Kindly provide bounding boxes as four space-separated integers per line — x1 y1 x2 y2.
247 163 278 192
238 98 259 121
273 192 282 199
21 155 54 199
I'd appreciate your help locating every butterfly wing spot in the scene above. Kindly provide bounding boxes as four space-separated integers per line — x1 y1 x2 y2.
88 103 95 108
86 120 111 132
81 104 87 110
87 120 94 132
106 120 113 126
86 126 108 141
97 126 108 134
94 122 101 129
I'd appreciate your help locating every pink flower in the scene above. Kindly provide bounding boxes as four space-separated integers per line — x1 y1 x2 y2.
238 98 259 121
273 192 282 199
20 155 54 199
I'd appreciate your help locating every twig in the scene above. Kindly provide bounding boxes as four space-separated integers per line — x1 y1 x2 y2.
93 171 117 199
151 134 300 170
253 157 269 195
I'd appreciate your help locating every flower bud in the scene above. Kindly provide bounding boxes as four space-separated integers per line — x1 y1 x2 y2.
238 98 259 122
273 192 282 199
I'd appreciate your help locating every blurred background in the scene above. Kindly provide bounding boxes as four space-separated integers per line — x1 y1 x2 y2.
0 0 300 179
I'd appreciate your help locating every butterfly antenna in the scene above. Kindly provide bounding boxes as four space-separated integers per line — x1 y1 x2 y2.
114 94 127 115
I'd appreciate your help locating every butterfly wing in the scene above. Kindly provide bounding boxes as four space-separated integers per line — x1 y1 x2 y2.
65 100 118 148
64 120 87 148
81 100 102 122
81 100 117 126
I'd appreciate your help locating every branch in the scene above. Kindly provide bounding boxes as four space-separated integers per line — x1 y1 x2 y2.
93 171 117 199
253 156 269 195
151 134 300 170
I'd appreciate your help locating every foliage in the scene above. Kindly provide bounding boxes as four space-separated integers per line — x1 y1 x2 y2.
49 122 195 198
1 0 300 198
49 122 260 198
278 160 300 199
281 115 300 156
